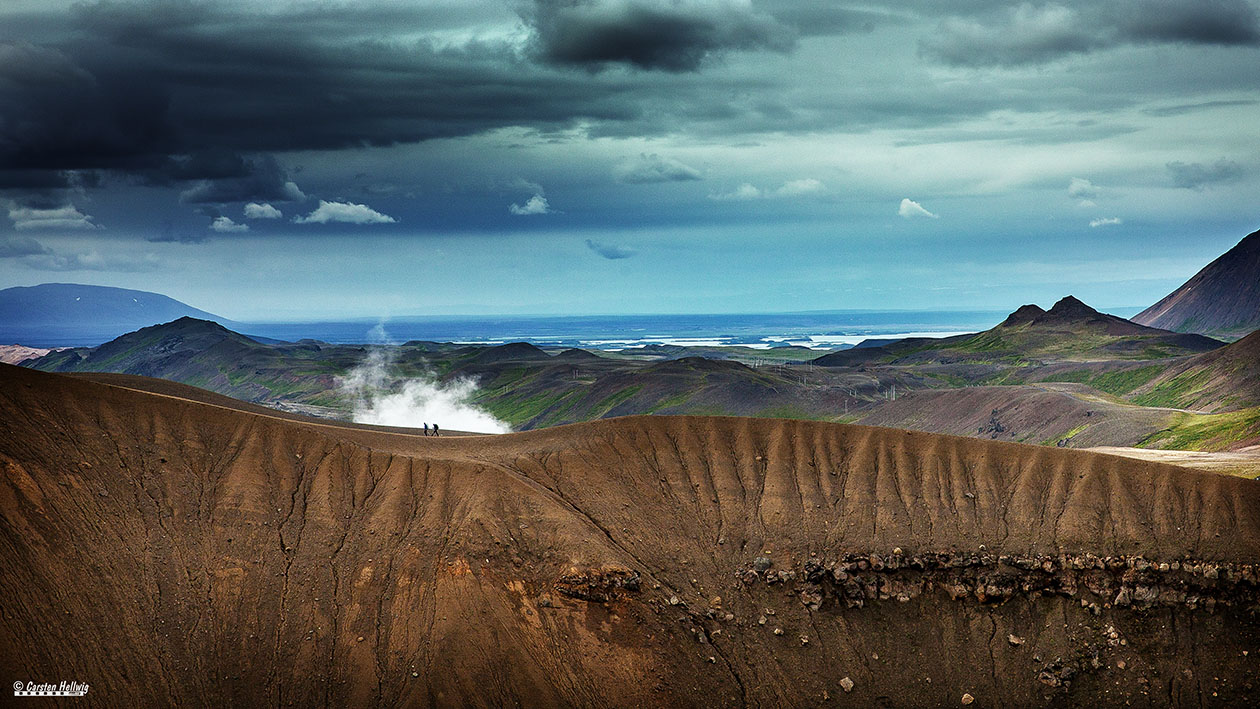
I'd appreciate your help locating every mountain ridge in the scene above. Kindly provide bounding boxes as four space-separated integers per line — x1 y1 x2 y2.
1134 228 1260 339
0 282 234 347
814 295 1221 367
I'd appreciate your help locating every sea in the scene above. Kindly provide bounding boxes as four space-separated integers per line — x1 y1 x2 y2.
6 308 1150 350
236 310 1020 351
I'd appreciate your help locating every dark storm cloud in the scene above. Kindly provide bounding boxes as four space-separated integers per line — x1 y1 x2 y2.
585 238 637 259
1122 0 1260 44
0 2 686 195
0 40 173 171
1166 159 1247 189
919 0 1260 67
0 169 102 209
527 0 795 72
0 236 52 258
177 155 305 204
0 1 893 205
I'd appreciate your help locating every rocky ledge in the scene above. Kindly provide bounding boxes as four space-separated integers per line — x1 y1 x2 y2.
554 566 642 602
737 550 1260 613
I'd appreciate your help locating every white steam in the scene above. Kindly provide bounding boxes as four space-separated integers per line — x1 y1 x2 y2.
339 346 511 434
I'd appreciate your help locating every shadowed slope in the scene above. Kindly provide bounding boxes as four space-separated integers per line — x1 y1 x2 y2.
1 364 1257 707
1135 228 1260 339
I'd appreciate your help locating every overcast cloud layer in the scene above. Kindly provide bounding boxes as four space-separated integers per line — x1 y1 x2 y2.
1 0 1258 318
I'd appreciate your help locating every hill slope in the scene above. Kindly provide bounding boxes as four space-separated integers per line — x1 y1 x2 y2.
1 364 1257 706
26 319 910 429
856 384 1176 449
1128 330 1260 412
815 296 1220 367
1134 228 1260 339
0 282 231 346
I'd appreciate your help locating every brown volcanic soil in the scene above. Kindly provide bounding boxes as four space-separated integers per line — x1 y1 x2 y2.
856 384 1177 449
2 363 1259 707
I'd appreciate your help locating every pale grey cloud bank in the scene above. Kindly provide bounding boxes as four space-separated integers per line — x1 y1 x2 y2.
614 154 703 183
8 204 98 230
920 0 1260 67
1166 159 1247 189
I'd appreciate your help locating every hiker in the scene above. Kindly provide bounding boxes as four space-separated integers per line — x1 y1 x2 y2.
423 423 429 436
433 423 440 437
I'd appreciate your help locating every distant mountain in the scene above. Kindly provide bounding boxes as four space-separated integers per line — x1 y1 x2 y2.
815 295 1222 366
0 283 233 346
470 341 552 364
0 344 59 365
988 295 1172 338
34 317 260 375
1133 228 1260 340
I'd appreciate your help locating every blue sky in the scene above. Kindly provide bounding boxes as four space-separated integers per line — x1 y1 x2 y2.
1 0 1258 320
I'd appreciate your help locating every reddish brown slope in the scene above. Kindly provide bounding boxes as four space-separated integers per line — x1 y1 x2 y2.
1134 228 1260 339
856 384 1176 448
1 364 1258 707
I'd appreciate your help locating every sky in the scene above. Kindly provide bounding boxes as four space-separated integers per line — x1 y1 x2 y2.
1 0 1258 320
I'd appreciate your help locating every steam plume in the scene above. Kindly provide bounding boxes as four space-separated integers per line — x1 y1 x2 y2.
339 332 510 434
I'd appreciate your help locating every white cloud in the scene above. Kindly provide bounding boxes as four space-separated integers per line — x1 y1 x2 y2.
1067 177 1097 199
775 178 824 197
509 193 552 215
614 153 703 183
898 198 937 219
709 178 824 201
8 204 100 230
1089 217 1123 227
210 216 249 233
243 202 282 219
709 183 762 201
295 200 397 224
